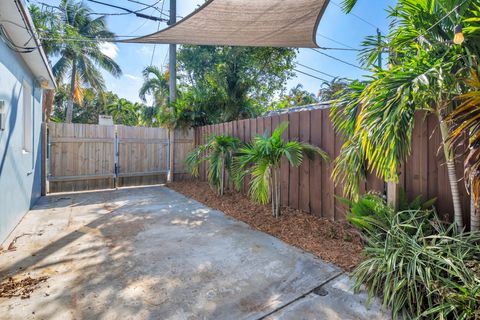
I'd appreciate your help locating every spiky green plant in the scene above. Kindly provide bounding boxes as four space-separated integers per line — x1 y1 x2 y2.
232 122 328 218
350 203 480 319
186 135 241 196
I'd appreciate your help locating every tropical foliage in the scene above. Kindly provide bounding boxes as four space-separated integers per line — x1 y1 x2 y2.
332 0 480 230
31 0 122 123
50 85 160 127
186 135 242 195
317 78 348 102
176 45 297 123
106 99 139 126
139 66 170 107
232 122 328 218
448 69 480 230
347 194 480 319
269 84 318 110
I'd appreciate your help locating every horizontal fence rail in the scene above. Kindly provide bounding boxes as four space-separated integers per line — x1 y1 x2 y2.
194 108 470 224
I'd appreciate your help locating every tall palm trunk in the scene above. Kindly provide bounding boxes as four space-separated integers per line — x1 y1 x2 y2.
220 156 225 196
271 166 281 218
471 172 479 231
438 115 464 231
65 61 77 123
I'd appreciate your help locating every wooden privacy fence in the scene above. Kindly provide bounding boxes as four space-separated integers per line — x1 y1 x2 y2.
47 123 194 193
194 108 471 224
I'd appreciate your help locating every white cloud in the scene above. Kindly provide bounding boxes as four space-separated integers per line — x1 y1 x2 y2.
137 45 153 56
99 42 119 59
125 74 142 81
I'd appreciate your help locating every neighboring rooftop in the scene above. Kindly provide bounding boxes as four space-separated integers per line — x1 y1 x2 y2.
263 102 332 117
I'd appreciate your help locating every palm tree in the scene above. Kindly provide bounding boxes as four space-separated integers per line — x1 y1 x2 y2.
137 104 160 127
139 66 170 107
50 0 122 123
107 98 138 126
289 84 318 105
448 69 480 231
186 135 242 196
233 122 328 218
331 0 479 230
317 78 348 102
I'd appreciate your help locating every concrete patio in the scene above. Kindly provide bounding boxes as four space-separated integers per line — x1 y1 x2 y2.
0 186 388 319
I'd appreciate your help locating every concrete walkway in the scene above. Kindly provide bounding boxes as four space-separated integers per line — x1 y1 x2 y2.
0 186 388 319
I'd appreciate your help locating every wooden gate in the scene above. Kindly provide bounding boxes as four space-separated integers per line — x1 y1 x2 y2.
47 123 194 193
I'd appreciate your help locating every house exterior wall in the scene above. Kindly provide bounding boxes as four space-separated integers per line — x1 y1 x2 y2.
0 39 43 244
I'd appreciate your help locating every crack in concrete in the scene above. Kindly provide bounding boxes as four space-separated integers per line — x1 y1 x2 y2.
256 272 345 320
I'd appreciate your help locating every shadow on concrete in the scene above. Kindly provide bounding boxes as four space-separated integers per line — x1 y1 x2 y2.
0 186 341 320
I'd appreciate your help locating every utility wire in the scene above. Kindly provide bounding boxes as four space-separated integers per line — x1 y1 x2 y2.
150 0 166 66
296 62 336 79
318 46 360 51
311 48 366 71
316 33 357 50
294 68 330 82
88 0 161 16
85 0 168 21
329 0 382 31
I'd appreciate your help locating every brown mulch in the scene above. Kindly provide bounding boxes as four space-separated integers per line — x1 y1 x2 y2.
0 276 49 299
167 181 364 271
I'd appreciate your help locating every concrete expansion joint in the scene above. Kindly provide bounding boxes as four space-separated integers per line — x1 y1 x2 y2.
256 272 345 320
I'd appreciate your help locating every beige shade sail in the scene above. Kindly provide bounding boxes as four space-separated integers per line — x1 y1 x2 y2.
125 0 329 48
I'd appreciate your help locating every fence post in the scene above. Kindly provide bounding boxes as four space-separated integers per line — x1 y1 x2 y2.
41 122 47 196
387 181 399 210
114 126 119 189
168 129 175 182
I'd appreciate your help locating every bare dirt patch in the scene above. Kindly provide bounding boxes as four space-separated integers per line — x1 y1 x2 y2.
0 276 49 299
168 181 363 271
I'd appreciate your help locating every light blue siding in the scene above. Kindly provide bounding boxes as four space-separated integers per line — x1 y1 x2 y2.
0 39 43 244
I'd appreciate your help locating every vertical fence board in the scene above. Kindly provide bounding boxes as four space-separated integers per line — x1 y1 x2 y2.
321 110 335 220
427 116 439 203
279 114 290 207
310 110 323 217
334 130 348 220
288 112 300 209
299 111 311 212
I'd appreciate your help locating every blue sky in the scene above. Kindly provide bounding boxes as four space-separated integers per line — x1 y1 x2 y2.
32 0 397 103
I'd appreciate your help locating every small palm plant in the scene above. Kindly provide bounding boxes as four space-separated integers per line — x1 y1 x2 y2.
186 135 242 196
233 122 328 218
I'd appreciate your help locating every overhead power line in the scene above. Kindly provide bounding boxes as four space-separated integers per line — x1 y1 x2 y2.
296 62 336 79
316 33 357 50
310 48 366 71
318 46 360 51
150 0 166 65
329 0 381 31
294 68 330 82
88 0 162 16
85 0 168 21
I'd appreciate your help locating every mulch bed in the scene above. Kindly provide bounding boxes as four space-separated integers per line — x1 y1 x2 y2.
167 181 364 271
0 276 49 299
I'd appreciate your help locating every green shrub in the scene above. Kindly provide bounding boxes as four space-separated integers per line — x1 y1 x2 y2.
348 194 480 319
185 135 242 196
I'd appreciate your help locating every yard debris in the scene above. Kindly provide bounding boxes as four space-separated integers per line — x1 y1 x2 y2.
168 181 364 271
5 233 41 252
0 276 49 299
